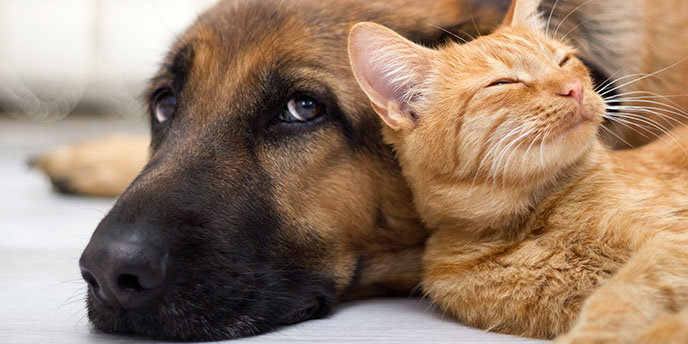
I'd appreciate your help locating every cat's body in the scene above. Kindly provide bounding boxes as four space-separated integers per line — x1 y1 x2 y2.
424 133 688 339
348 0 688 342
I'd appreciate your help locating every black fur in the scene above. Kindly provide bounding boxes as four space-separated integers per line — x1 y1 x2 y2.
80 0 617 341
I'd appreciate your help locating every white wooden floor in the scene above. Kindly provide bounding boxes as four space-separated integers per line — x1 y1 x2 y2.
0 115 547 343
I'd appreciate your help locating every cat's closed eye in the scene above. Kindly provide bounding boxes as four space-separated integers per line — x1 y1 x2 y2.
559 55 572 67
487 79 518 87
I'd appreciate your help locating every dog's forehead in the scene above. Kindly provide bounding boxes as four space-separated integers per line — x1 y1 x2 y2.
158 0 472 130
159 0 368 122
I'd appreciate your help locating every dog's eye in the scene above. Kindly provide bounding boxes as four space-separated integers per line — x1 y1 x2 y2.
154 90 177 123
281 95 325 122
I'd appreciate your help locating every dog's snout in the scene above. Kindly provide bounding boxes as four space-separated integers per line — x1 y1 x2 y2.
80 234 168 309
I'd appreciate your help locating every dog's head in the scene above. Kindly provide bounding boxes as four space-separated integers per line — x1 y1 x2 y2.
77 0 508 341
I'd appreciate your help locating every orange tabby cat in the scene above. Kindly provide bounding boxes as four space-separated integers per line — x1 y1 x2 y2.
348 0 688 342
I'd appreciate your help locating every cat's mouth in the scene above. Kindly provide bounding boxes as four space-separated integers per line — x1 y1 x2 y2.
551 106 598 142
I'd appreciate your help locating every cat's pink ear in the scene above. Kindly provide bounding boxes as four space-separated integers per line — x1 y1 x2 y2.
348 22 435 131
503 0 544 30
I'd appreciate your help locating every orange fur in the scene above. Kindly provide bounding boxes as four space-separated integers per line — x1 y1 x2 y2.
349 0 688 341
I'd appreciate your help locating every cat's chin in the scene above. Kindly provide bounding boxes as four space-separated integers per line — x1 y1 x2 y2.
551 109 601 145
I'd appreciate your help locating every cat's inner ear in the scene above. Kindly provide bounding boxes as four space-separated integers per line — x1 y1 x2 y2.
502 0 544 30
348 22 435 131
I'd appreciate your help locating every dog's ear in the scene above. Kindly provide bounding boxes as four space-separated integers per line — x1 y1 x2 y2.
348 22 436 131
502 0 543 30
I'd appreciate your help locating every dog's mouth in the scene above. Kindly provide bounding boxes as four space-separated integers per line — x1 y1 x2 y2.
85 279 336 341
278 296 333 325
80 229 337 342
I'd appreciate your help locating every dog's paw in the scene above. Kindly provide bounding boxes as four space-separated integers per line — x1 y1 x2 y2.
31 135 149 197
553 331 625 344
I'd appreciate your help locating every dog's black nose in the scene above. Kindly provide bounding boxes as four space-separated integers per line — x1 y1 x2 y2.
79 235 168 309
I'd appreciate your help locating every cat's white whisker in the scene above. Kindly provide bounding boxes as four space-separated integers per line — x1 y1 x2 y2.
606 111 673 132
466 0 482 39
553 0 593 38
488 126 528 186
596 74 646 95
604 91 688 112
594 66 629 93
501 127 538 184
559 18 594 43
606 94 688 101
425 22 469 44
599 56 688 98
598 125 633 149
603 115 653 141
606 112 688 155
545 0 562 38
604 91 688 115
471 125 524 190
520 132 542 178
524 132 542 158
607 104 688 125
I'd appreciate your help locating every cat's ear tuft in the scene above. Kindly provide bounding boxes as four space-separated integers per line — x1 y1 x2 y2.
348 22 435 131
502 0 544 31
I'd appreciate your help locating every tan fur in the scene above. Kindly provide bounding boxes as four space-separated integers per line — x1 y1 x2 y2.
28 0 688 336
32 135 149 197
349 0 688 341
34 0 688 192
542 0 688 148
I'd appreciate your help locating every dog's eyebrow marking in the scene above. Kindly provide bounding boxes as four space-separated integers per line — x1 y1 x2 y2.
163 44 195 93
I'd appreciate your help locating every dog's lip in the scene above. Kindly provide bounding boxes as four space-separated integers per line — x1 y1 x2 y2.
280 299 320 325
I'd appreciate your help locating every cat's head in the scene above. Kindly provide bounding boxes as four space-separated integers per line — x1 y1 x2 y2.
348 0 605 190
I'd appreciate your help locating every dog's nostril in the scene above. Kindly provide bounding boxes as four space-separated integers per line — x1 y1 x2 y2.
80 234 168 309
118 273 145 292
81 270 99 290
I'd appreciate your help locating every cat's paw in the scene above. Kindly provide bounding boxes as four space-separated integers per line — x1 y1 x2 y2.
553 331 625 344
31 135 149 197
638 312 688 344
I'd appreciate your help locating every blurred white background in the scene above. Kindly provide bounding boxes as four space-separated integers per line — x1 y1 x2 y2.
0 0 217 122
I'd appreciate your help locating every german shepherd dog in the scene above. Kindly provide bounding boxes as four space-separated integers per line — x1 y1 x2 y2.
34 0 687 341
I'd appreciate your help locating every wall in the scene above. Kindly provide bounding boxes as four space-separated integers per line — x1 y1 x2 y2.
0 0 217 121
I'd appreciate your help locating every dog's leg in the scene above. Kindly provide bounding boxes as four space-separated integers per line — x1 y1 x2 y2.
32 135 149 197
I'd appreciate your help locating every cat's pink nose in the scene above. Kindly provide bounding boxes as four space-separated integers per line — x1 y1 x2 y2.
559 80 583 105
